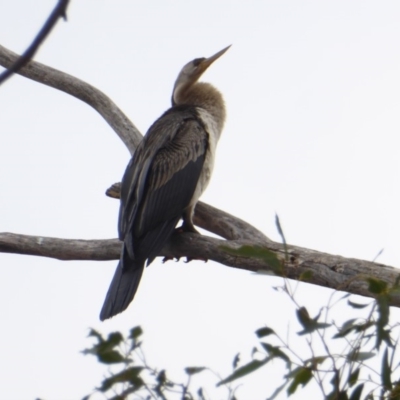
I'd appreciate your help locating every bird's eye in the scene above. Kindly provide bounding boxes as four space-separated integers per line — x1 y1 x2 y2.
193 58 205 67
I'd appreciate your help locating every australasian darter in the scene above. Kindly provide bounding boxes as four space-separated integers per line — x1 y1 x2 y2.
100 46 230 320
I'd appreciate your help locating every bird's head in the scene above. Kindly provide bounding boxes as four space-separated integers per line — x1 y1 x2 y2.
172 45 231 105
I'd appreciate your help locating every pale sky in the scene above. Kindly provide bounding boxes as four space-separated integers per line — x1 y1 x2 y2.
1 1 400 399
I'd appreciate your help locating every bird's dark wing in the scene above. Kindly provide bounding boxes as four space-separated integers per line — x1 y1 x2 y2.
100 107 208 320
123 110 208 259
120 107 208 261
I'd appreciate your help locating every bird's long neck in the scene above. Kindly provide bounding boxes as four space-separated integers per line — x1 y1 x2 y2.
173 82 226 133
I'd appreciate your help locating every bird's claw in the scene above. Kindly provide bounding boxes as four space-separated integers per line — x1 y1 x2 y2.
162 256 181 263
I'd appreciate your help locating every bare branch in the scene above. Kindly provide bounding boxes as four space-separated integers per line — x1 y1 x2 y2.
1 231 400 308
1 42 399 314
0 232 120 261
0 0 70 85
165 233 400 308
0 44 141 154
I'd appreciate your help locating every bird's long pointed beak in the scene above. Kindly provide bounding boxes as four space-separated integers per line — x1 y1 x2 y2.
201 45 231 70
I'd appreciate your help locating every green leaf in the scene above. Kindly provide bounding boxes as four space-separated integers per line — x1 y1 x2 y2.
333 319 358 338
217 359 269 386
156 370 166 385
82 331 125 364
381 348 392 390
109 395 128 400
101 351 125 364
377 295 390 327
260 343 291 365
287 367 312 395
87 329 103 341
299 270 313 281
296 307 330 335
366 278 387 294
306 356 328 369
198 388 205 400
330 370 340 386
266 381 288 400
354 320 374 333
326 391 349 400
255 327 275 338
347 350 375 362
220 245 283 276
185 367 206 376
106 332 124 347
349 384 364 400
347 300 369 309
296 307 312 328
356 352 376 361
129 326 143 341
98 366 144 392
348 368 360 387
376 294 392 349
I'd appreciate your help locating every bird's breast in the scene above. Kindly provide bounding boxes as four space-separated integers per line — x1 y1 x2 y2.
188 108 222 207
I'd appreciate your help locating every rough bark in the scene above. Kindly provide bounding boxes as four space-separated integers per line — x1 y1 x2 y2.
1 43 399 306
0 44 141 153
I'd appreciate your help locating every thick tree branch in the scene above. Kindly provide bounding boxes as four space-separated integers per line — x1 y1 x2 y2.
1 43 399 310
0 0 70 85
0 44 141 154
0 233 120 260
1 231 399 307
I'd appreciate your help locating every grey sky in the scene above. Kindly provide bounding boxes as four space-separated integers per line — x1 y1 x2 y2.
1 1 400 398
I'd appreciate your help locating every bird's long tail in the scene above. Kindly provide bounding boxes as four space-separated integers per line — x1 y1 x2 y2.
99 247 144 321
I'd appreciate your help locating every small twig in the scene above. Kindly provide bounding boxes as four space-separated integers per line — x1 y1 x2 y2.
372 248 384 263
0 0 70 85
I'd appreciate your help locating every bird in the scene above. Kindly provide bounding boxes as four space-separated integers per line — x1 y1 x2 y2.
100 45 230 320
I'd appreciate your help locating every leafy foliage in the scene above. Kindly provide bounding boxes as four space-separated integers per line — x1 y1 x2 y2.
81 326 237 400
80 247 400 399
214 247 400 399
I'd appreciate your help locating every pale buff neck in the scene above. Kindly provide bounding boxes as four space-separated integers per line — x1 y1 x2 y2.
173 82 226 133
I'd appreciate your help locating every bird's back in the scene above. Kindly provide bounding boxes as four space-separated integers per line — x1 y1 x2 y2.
100 106 209 320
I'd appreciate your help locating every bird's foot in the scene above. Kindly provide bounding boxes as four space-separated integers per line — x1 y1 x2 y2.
175 221 200 234
162 256 181 263
185 257 208 263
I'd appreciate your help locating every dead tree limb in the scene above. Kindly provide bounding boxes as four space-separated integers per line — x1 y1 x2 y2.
0 44 140 153
0 43 399 306
1 230 399 307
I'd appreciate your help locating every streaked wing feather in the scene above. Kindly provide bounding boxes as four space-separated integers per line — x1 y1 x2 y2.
135 153 206 237
119 106 208 265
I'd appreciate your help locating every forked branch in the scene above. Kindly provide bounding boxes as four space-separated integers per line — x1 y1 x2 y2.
0 43 399 307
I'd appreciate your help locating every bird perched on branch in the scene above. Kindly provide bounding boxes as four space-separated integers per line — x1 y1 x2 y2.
100 46 230 320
